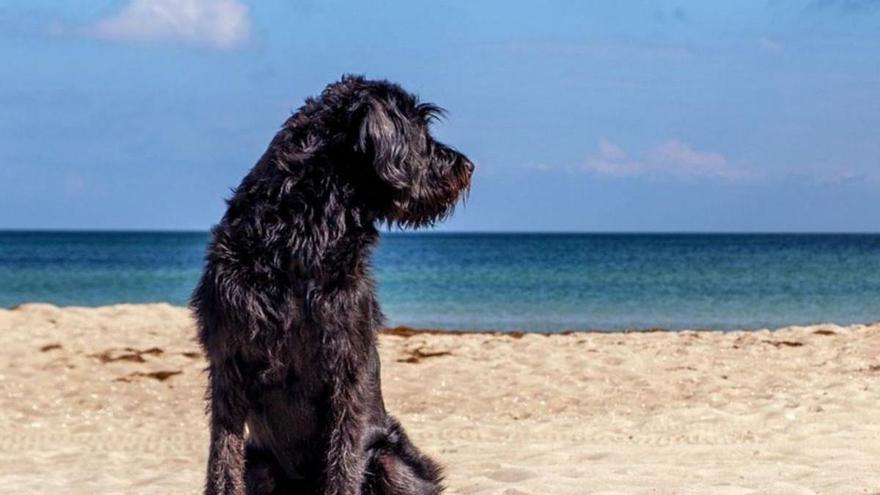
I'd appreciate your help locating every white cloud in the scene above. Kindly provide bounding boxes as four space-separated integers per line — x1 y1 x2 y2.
85 0 251 49
581 139 643 177
582 139 752 180
758 37 784 53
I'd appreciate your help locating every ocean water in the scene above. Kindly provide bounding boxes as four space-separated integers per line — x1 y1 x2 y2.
1 232 879 332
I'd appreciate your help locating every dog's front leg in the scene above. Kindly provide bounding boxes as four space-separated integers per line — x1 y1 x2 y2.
205 358 250 495
322 349 370 495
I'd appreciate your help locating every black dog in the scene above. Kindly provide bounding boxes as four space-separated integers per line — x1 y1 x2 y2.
191 75 473 495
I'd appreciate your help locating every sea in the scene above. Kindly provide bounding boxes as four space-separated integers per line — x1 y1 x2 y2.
1 231 878 332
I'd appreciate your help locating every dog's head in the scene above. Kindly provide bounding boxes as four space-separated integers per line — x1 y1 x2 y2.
320 76 474 228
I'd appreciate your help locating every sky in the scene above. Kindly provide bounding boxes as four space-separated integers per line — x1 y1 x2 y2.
1 0 878 232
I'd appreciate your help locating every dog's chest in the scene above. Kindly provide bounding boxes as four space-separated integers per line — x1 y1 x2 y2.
241 283 378 394
242 321 326 386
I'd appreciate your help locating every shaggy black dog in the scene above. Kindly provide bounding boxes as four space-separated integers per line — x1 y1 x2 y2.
191 75 473 495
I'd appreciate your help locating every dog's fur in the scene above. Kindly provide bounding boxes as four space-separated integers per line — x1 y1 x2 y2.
191 75 473 495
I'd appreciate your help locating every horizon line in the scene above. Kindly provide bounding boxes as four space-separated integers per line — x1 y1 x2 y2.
1 229 879 235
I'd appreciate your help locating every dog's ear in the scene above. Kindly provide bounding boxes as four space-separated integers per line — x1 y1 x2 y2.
355 96 422 191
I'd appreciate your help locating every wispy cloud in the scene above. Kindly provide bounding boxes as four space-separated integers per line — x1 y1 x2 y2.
758 37 784 53
83 0 251 49
577 139 753 180
788 166 876 185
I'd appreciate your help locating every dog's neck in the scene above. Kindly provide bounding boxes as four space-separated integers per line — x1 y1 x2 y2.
220 153 381 285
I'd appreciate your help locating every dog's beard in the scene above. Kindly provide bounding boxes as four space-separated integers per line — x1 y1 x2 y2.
385 156 472 228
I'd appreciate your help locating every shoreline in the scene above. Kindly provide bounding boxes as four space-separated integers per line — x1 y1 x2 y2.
1 304 878 494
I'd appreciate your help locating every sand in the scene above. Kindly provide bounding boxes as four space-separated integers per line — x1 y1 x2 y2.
0 304 878 494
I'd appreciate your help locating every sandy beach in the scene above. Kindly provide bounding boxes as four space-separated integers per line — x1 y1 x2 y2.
0 304 878 494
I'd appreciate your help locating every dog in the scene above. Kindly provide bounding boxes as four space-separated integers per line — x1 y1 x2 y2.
191 75 474 495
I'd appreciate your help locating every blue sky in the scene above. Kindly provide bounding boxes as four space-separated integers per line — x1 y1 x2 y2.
1 0 878 232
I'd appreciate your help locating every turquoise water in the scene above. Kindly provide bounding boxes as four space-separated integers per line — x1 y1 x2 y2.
1 232 879 331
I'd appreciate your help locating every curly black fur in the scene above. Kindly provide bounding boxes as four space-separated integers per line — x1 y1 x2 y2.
191 75 473 495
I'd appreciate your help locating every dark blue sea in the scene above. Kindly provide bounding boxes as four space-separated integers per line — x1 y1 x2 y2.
1 232 879 331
